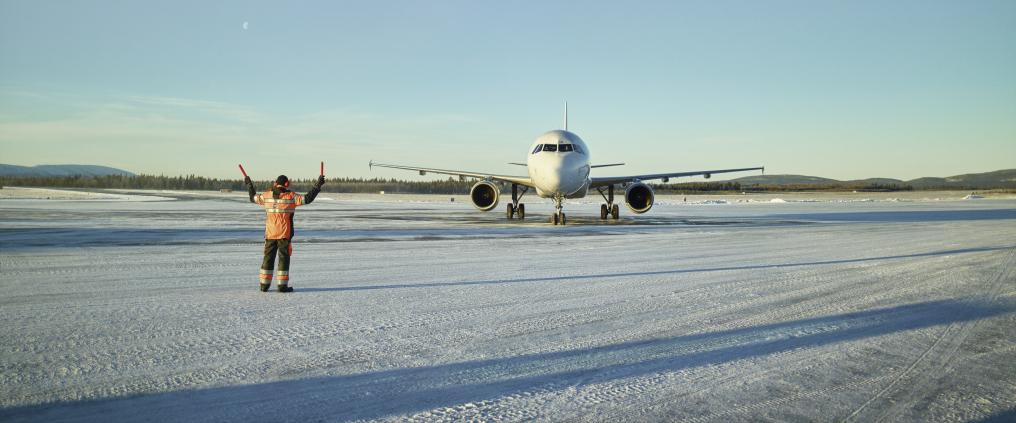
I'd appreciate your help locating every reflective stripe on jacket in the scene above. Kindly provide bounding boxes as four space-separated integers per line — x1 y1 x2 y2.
254 190 306 239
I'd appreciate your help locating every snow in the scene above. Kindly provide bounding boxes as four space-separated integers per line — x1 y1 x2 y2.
1 191 1015 422
0 187 172 201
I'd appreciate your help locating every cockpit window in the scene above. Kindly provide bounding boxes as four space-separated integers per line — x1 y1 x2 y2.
535 143 583 154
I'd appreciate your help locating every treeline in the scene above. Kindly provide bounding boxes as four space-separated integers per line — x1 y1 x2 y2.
742 182 914 192
0 175 475 194
1 174 246 191
652 181 915 193
0 175 928 194
652 182 744 193
296 178 473 194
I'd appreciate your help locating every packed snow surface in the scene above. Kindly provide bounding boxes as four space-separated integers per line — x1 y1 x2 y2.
1 191 1015 422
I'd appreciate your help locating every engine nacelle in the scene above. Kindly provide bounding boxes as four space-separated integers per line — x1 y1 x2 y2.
625 182 655 214
469 181 501 211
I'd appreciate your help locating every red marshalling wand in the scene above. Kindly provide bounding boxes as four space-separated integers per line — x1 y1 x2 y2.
238 164 248 179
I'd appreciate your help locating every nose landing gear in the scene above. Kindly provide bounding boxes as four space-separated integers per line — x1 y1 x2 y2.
551 194 566 225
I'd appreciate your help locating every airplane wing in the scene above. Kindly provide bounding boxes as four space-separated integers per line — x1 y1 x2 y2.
590 166 764 188
369 161 534 187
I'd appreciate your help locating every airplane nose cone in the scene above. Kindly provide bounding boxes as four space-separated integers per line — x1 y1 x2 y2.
536 155 586 195
540 171 562 193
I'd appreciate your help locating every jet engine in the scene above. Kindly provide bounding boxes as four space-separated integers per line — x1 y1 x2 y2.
624 182 655 214
469 181 501 211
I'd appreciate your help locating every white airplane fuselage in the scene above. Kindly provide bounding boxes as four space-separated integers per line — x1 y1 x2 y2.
527 130 592 199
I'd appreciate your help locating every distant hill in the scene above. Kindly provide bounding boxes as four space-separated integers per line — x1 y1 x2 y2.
729 169 1016 189
727 174 840 185
845 178 906 186
0 164 135 177
906 169 1016 189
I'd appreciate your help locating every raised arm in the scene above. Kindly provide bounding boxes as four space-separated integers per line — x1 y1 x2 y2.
302 175 325 205
245 177 257 203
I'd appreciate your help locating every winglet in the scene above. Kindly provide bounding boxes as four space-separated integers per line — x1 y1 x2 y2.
369 160 374 170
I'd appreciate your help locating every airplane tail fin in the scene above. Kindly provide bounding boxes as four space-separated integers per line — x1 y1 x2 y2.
563 101 568 131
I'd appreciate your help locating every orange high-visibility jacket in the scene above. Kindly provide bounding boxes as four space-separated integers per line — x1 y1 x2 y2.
254 189 308 239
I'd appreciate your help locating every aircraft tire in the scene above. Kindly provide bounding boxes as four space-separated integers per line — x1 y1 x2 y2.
518 204 525 219
507 203 515 219
600 204 608 219
611 204 620 219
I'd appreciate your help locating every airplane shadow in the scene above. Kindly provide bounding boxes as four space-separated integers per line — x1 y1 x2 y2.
3 298 1012 422
973 407 1016 423
297 245 1012 293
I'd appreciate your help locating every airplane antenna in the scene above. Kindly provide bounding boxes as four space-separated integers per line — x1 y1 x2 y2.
564 101 568 131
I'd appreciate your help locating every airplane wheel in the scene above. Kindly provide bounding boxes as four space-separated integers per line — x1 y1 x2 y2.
507 203 515 219
561 213 566 225
611 204 620 219
552 213 559 225
600 204 608 219
518 204 525 219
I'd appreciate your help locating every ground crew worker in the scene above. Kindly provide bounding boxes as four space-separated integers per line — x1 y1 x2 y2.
245 173 325 292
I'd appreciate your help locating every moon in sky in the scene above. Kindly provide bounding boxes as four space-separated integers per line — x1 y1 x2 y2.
242 21 248 30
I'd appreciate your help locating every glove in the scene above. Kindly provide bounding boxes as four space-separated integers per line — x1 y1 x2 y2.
315 175 325 188
244 176 252 186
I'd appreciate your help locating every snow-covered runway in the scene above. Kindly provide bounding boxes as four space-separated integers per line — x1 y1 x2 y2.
2 191 1015 422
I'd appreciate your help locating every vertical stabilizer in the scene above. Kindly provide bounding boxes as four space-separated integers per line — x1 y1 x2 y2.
564 101 568 131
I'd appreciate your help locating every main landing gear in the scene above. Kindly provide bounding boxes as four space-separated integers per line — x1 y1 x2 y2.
597 185 620 220
507 184 528 220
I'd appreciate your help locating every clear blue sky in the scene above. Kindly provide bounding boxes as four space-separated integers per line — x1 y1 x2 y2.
1 1 1014 181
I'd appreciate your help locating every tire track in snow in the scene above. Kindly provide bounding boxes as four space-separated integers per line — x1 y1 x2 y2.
399 285 925 421
444 247 996 422
842 247 1015 423
640 246 1005 423
392 246 961 421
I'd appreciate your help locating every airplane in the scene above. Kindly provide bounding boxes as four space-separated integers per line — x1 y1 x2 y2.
370 107 763 225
